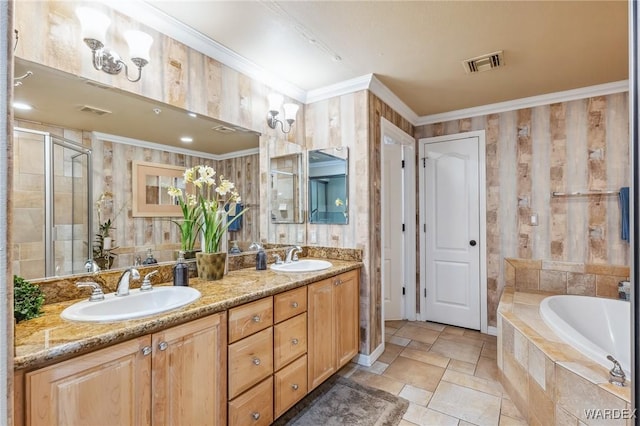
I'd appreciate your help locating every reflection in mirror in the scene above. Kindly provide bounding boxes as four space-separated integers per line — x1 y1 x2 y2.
308 147 349 225
270 153 304 224
12 59 261 279
132 161 189 217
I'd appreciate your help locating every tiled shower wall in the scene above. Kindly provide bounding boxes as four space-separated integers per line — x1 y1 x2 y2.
416 93 630 326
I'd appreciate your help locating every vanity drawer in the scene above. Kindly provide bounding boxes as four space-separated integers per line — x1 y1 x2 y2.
274 313 307 371
228 376 273 426
274 355 308 418
228 297 273 343
228 327 274 399
274 287 307 323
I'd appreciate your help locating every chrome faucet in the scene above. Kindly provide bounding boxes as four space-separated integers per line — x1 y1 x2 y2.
115 267 140 297
606 355 626 386
285 246 302 263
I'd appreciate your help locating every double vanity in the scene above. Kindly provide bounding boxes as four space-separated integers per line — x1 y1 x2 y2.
13 258 362 426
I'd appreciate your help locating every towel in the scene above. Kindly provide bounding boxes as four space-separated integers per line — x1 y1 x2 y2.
619 187 629 242
225 203 243 232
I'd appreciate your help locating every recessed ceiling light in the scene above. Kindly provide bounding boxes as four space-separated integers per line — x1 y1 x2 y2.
180 136 193 143
13 102 32 111
188 112 197 118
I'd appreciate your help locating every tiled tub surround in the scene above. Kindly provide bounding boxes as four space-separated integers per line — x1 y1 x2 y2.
498 288 631 425
505 258 630 299
14 258 362 370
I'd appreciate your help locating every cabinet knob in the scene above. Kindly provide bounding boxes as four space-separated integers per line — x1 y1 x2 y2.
291 301 299 308
252 357 261 366
252 315 261 323
291 338 299 345
334 279 342 286
252 412 260 421
158 341 169 351
141 346 152 356
291 383 299 391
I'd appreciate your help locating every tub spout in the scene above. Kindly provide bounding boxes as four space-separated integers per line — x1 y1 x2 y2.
606 355 626 386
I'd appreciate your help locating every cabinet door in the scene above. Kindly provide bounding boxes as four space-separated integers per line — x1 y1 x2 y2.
335 270 360 368
26 336 152 426
307 278 336 390
152 313 227 426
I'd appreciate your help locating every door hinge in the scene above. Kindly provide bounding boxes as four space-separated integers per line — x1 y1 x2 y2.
402 287 405 295
422 158 426 167
423 224 426 233
424 288 427 298
402 223 405 232
401 160 405 168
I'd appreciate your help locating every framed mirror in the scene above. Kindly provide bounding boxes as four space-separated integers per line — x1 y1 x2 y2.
132 161 189 217
270 153 304 224
308 147 349 225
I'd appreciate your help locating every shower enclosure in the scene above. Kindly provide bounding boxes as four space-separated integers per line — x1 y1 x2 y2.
13 128 92 279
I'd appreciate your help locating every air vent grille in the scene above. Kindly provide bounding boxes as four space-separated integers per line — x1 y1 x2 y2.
462 50 504 74
212 125 236 134
79 105 112 116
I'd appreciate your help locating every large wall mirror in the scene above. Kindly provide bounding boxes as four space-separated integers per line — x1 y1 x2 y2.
308 147 349 225
270 153 304 224
12 58 261 280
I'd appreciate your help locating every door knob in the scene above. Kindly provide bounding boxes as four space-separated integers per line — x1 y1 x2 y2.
469 240 477 246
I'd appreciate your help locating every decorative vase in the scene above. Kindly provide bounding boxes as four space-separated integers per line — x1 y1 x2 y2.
196 252 227 281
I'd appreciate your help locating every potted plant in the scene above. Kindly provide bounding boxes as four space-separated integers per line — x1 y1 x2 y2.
93 192 125 269
169 165 247 280
14 275 44 323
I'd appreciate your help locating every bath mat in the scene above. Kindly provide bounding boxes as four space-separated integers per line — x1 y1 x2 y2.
273 375 409 426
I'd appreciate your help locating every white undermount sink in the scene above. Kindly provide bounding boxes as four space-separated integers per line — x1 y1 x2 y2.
61 286 201 322
270 259 332 273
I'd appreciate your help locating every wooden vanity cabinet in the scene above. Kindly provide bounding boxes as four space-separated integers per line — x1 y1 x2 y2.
308 269 359 391
24 313 226 426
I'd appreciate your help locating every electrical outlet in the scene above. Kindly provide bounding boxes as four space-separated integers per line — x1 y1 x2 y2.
309 230 317 243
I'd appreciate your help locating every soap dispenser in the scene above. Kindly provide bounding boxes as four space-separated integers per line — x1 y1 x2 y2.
142 248 158 265
256 246 267 270
173 250 189 286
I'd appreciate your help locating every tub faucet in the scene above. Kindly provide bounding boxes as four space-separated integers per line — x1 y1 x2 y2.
115 267 140 297
606 355 626 386
285 246 302 263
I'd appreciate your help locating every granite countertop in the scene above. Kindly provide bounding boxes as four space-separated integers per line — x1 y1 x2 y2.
15 259 362 371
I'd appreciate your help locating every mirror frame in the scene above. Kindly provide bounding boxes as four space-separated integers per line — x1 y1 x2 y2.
269 152 305 224
132 161 187 217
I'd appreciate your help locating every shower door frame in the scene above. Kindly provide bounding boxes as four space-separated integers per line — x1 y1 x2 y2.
14 127 93 277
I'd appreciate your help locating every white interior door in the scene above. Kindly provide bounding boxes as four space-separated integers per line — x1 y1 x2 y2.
422 135 481 330
381 118 416 322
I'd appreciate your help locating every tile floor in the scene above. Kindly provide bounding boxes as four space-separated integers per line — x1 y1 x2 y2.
338 320 527 426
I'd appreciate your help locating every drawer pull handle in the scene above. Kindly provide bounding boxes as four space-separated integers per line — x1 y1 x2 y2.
252 412 260 421
252 358 261 366
158 341 169 351
291 301 299 308
291 383 299 391
141 346 152 356
291 338 299 345
252 315 261 323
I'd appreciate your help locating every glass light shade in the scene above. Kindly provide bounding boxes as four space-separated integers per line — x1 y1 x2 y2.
75 7 110 43
124 30 153 62
283 103 299 121
267 93 284 113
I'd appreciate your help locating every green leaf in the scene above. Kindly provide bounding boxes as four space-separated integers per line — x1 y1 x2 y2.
13 275 45 323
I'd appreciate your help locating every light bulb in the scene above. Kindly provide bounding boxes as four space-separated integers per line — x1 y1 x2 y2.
75 7 110 45
283 103 299 122
124 30 153 63
267 93 284 114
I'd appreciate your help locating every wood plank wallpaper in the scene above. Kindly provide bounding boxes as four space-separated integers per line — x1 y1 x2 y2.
415 93 630 326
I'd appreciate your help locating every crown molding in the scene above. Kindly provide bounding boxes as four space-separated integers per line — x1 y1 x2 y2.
92 132 259 161
416 80 630 126
368 75 420 125
305 74 373 104
102 0 307 103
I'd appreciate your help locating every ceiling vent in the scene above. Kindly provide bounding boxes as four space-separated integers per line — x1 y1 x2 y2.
462 50 504 74
212 125 236 134
79 105 112 116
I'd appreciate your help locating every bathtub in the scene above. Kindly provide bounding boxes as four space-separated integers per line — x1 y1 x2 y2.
539 295 630 375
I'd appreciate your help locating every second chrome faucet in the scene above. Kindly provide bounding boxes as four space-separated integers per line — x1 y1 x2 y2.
116 267 140 296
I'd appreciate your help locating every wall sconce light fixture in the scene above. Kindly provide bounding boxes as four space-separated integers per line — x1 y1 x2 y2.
266 93 299 134
76 7 153 83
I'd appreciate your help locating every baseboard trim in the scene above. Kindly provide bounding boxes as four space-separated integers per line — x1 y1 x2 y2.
355 343 384 367
487 326 498 336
